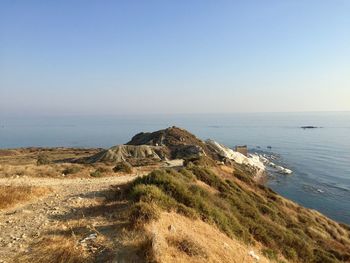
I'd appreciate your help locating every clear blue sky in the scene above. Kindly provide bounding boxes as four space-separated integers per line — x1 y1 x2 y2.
1 0 349 115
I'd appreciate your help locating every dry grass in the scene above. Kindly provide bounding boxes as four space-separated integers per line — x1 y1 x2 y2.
14 235 92 263
0 147 162 179
0 147 100 166
167 236 208 258
146 212 270 263
0 148 102 178
0 185 49 209
0 164 63 178
0 163 120 178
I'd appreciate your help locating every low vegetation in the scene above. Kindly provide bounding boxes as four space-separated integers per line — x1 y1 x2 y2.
90 167 111 177
36 153 51 165
129 202 160 227
125 165 350 262
0 185 49 209
167 236 208 258
15 235 92 263
62 166 82 175
113 161 133 174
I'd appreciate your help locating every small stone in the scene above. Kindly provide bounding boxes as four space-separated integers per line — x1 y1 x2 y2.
168 225 176 232
248 250 260 261
79 233 97 243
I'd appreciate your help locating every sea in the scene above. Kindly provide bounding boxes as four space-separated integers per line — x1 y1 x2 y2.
0 112 349 225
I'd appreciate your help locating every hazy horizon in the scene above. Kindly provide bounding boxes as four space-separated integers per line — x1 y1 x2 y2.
1 1 349 115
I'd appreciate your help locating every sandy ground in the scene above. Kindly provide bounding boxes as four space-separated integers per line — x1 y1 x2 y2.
0 174 139 262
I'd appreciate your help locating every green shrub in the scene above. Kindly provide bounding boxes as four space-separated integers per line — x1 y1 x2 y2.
129 202 160 227
62 166 81 175
259 204 277 220
96 167 111 173
190 166 229 191
37 153 51 165
283 247 298 260
176 203 198 219
313 249 338 263
233 171 254 185
178 168 196 181
261 248 278 260
130 184 176 209
90 170 102 177
90 167 110 177
113 161 133 174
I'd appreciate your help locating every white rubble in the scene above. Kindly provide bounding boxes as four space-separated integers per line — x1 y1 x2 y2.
258 154 292 174
206 139 293 176
275 165 293 174
80 233 97 243
248 250 260 261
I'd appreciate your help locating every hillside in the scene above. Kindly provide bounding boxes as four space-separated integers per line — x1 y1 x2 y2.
127 126 220 160
125 163 350 262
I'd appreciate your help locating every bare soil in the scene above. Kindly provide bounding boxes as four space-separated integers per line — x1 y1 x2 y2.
0 174 138 262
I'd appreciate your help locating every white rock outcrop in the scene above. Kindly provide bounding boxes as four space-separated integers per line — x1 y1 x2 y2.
205 140 265 172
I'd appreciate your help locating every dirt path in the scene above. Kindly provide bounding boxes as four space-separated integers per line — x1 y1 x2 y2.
0 174 141 263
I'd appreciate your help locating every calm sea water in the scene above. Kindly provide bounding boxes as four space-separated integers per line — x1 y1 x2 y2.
1 112 349 224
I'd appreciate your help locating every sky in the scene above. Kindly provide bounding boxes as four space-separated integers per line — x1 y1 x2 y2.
0 0 349 115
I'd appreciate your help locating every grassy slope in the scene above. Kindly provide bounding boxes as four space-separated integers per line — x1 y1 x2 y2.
127 164 350 263
146 211 271 263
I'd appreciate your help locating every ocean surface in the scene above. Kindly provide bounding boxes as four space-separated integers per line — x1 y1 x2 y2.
1 112 349 224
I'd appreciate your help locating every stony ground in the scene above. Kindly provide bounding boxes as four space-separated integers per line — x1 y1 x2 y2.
0 175 140 263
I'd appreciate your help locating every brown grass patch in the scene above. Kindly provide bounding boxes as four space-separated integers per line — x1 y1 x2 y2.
14 235 92 263
146 212 270 263
0 185 49 209
167 236 208 258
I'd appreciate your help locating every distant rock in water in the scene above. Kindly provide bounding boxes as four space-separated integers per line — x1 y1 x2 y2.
301 126 320 129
